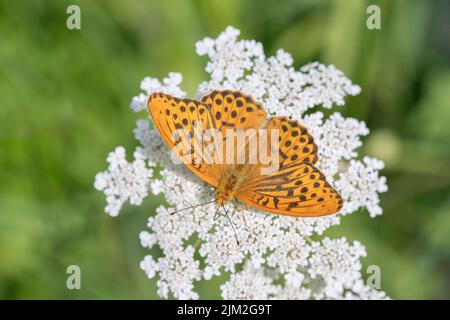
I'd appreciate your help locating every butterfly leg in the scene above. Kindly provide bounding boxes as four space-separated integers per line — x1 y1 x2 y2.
222 205 240 246
242 212 248 228
213 207 222 221
232 202 248 228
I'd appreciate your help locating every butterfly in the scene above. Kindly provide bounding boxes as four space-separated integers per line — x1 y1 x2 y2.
147 90 343 222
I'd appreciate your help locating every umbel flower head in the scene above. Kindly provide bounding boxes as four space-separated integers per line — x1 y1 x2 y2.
95 26 388 299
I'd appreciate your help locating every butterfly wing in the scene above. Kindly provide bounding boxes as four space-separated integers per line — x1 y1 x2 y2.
148 93 221 186
267 117 318 166
236 117 343 217
200 90 267 170
200 90 267 133
147 91 267 187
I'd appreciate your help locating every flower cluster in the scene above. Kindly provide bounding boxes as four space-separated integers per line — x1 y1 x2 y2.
94 146 152 217
95 26 388 299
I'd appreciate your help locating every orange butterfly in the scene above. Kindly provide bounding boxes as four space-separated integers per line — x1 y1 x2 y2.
147 90 342 219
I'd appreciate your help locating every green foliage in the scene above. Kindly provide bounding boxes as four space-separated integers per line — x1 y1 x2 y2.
0 0 448 299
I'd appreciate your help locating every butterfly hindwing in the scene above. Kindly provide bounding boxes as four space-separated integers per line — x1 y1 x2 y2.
237 117 342 217
236 162 343 216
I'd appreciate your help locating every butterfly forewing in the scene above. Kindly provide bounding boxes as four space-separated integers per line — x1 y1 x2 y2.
267 117 318 166
200 90 267 133
148 93 221 186
201 90 268 176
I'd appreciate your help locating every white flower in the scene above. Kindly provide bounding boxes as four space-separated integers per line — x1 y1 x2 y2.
308 238 367 299
94 146 152 216
146 246 201 300
305 112 370 180
220 263 279 300
196 27 360 117
94 26 388 299
335 157 388 217
130 72 186 112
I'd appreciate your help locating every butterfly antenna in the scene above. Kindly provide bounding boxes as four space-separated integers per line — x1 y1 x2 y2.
222 205 240 246
169 200 216 215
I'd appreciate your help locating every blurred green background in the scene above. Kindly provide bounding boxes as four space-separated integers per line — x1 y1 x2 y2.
0 0 449 299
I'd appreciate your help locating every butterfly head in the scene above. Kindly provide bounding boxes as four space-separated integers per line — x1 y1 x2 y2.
215 193 229 206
